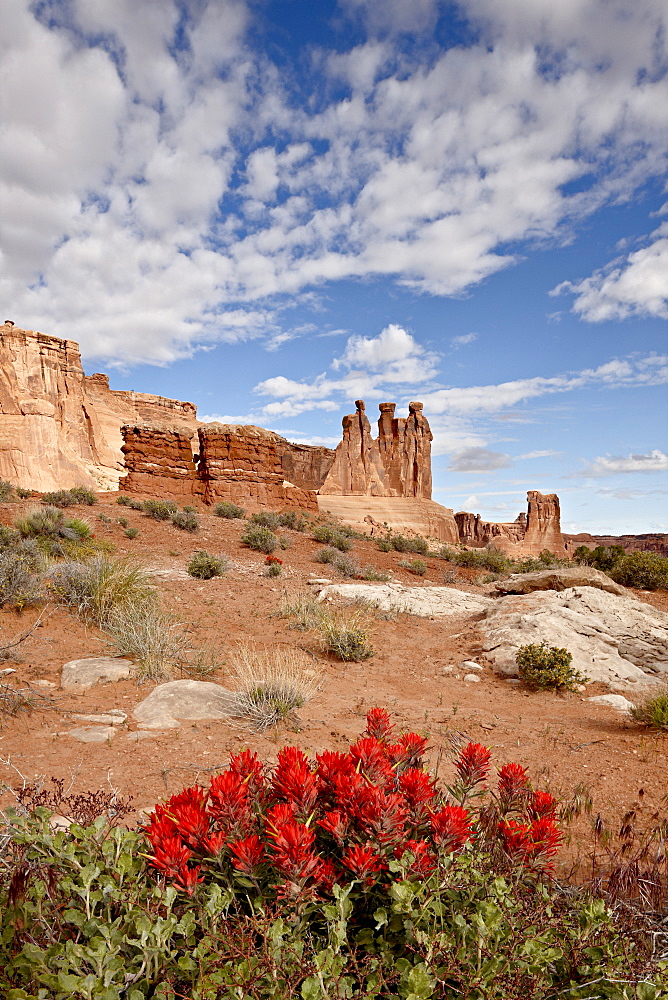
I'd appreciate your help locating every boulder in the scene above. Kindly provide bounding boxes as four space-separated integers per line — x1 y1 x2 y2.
480 586 668 687
493 567 628 596
133 679 236 728
61 657 134 691
588 694 636 713
318 582 492 618
455 491 565 558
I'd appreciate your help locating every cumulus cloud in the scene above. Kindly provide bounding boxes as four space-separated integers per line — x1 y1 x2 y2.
1 0 668 364
577 450 668 477
448 447 512 472
552 224 668 321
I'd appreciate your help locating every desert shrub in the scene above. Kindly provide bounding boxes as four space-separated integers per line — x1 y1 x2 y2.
241 523 278 553
128 498 144 510
390 532 429 555
142 498 179 520
278 592 328 631
318 608 374 660
331 552 360 577
0 479 16 501
312 524 353 551
398 557 427 576
441 545 512 573
48 555 154 626
117 516 128 527
213 500 245 518
574 544 626 572
229 643 321 731
610 550 668 590
187 550 228 579
16 487 31 499
116 494 132 505
0 542 43 610
1 710 659 997
376 537 393 551
359 564 391 581
265 562 282 577
516 642 589 691
98 512 111 523
314 546 336 564
41 486 97 507
14 505 96 558
250 511 282 530
124 526 139 539
170 509 200 532
104 601 187 681
630 685 668 731
277 510 309 531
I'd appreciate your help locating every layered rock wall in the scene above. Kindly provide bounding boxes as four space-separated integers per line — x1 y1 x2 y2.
455 492 565 557
120 426 201 501
320 400 432 498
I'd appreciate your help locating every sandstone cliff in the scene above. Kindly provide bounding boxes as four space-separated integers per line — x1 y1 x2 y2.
455 492 565 557
0 322 198 491
120 426 201 501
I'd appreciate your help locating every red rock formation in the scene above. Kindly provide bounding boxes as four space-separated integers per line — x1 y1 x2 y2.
455 492 565 557
0 323 198 491
120 426 201 502
320 399 432 498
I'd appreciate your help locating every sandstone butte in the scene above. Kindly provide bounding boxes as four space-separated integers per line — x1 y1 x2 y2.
0 321 565 555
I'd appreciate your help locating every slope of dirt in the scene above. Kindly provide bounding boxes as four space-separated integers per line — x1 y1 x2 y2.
1 496 666 841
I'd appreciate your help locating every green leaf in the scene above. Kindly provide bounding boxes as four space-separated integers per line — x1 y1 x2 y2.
301 978 323 1000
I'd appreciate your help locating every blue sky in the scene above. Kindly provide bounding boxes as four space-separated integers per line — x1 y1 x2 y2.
1 0 667 533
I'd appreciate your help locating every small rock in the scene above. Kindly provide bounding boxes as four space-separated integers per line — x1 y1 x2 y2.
0 667 16 676
32 679 56 688
71 712 127 725
461 660 483 671
61 657 134 691
463 673 481 683
307 578 333 586
441 665 454 674
65 725 117 743
505 678 521 684
587 694 636 713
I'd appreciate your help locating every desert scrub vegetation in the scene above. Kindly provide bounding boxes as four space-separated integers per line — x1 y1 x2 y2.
630 684 668 731
318 606 374 660
47 554 154 627
229 643 322 731
398 557 428 576
40 485 97 507
312 523 354 551
0 536 44 610
187 549 228 579
377 531 429 555
103 600 190 682
241 522 278 553
276 509 309 531
574 544 668 590
0 479 29 502
213 500 245 518
440 545 512 573
3 710 661 998
314 547 361 577
516 642 589 692
278 591 328 631
169 508 199 532
13 505 102 559
141 498 179 520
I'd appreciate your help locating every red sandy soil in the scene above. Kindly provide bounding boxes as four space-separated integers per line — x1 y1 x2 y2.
1 497 666 855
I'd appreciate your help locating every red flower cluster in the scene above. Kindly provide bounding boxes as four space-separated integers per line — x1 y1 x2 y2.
144 708 562 896
265 555 282 565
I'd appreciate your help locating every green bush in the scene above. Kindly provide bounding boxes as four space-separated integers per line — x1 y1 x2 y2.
116 494 132 506
398 557 427 576
277 510 309 531
441 545 512 573
41 486 97 507
630 685 668 730
516 642 589 691
573 544 626 572
0 541 43 610
14 505 96 558
124 526 139 539
16 486 31 499
187 550 228 579
329 552 361 578
318 611 374 660
241 523 278 553
213 500 246 518
142 498 179 520
170 509 199 532
0 479 16 502
610 550 668 590
359 564 391 581
312 524 353 551
250 511 282 530
48 555 154 626
265 562 282 577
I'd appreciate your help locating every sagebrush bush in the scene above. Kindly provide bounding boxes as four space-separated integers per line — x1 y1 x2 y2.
141 498 179 520
312 524 353 551
0 542 43 610
278 592 328 631
104 600 188 682
229 643 322 731
116 494 132 506
441 546 513 573
14 505 96 558
213 500 245 519
250 511 282 530
330 552 361 577
359 564 391 581
187 550 228 579
630 685 668 731
241 523 278 553
0 480 16 502
265 562 282 577
42 486 97 507
277 510 308 531
516 642 588 691
398 557 427 576
318 608 374 660
314 546 336 564
170 509 199 532
124 526 139 539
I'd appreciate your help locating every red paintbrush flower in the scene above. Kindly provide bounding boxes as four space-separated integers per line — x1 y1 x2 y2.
149 836 193 877
228 748 266 802
498 763 529 799
364 708 395 743
399 768 437 809
269 818 322 881
528 790 558 820
349 736 394 784
318 809 350 845
498 816 562 870
430 805 473 853
353 787 408 848
272 746 319 815
386 732 428 771
208 770 252 835
201 830 227 856
172 864 204 895
398 839 437 875
455 743 491 790
229 834 265 874
167 787 211 850
342 844 386 880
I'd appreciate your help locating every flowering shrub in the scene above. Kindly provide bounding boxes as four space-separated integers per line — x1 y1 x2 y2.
145 709 561 903
265 555 282 565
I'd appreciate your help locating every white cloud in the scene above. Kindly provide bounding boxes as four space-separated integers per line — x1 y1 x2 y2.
552 223 668 321
1 0 667 363
518 449 559 459
577 450 668 477
448 447 512 472
451 332 478 348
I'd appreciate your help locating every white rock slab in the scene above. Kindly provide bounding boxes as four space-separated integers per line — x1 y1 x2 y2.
318 582 492 618
463 673 481 683
71 712 127 725
65 726 117 743
588 694 636 713
133 679 236 726
461 660 483 671
480 586 668 688
61 657 134 691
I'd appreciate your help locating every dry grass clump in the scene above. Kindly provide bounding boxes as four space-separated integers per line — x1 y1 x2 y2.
103 601 189 682
630 685 668 731
278 591 328 630
0 540 44 610
48 555 154 626
317 607 374 661
229 643 322 731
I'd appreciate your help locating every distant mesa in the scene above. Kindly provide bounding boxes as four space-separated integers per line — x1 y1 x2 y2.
1 322 564 554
